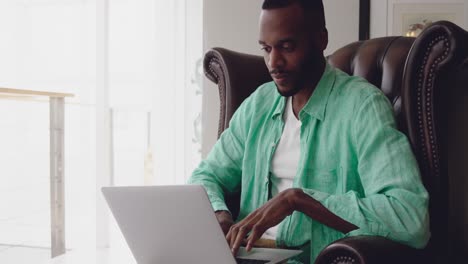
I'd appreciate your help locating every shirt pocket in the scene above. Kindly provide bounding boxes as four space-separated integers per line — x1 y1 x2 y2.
301 166 343 194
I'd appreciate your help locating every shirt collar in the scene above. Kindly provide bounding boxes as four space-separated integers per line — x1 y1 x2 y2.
271 63 336 121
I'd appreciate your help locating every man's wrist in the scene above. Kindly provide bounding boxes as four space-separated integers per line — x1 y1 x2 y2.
215 210 233 221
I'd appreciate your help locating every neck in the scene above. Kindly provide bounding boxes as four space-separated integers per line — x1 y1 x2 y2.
291 59 326 118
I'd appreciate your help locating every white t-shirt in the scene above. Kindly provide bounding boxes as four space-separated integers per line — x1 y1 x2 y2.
262 97 301 240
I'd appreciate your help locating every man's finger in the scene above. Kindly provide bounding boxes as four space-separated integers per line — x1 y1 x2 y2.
227 215 250 247
231 225 250 255
246 224 264 252
226 226 232 241
229 225 240 250
228 227 235 247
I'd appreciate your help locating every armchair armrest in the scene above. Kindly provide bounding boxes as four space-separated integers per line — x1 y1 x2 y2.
315 236 424 264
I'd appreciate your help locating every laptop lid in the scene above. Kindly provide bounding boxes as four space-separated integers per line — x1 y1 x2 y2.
102 185 301 264
102 185 236 264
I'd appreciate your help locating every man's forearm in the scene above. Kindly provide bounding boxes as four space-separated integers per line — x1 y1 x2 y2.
290 188 358 234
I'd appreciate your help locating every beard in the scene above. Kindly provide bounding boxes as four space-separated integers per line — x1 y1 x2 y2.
275 83 302 97
274 52 325 98
275 80 303 97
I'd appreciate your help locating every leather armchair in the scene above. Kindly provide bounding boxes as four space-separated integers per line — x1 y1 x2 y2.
203 21 468 263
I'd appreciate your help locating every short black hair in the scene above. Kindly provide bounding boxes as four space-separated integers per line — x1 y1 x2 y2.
261 0 326 30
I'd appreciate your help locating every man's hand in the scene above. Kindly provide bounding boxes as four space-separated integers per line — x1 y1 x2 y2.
215 210 234 235
224 188 358 257
226 188 301 256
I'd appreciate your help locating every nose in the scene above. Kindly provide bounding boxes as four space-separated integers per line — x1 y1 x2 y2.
268 49 285 70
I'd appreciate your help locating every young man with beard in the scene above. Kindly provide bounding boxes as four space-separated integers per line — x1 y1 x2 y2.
188 0 430 262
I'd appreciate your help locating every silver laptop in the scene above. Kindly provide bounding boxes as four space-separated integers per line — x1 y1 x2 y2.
102 185 302 264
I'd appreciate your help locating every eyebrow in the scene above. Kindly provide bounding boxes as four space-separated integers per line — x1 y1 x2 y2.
278 38 294 43
258 38 295 45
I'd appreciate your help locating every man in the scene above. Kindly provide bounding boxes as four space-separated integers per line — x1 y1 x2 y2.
188 0 430 262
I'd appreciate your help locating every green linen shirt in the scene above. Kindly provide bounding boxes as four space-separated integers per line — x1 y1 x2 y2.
188 64 430 263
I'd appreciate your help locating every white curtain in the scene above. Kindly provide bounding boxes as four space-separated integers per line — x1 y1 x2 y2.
107 0 202 187
0 0 202 254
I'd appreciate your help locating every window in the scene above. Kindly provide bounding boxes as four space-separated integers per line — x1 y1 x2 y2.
0 0 202 261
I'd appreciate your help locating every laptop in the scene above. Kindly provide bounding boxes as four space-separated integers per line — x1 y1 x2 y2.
102 185 302 264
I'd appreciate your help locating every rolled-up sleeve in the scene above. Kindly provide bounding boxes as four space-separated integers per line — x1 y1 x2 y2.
187 98 250 213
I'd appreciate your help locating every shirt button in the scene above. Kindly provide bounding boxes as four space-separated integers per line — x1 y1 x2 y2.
271 143 276 148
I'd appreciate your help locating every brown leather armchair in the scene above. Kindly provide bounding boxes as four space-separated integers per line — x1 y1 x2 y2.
203 21 468 263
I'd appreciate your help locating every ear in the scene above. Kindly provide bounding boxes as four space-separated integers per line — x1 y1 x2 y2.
320 28 328 51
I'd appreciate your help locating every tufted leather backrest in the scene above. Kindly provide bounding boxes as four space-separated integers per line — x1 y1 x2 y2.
327 37 415 131
204 37 415 135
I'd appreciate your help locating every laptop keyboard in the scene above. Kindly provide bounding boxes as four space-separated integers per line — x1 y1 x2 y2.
235 258 270 264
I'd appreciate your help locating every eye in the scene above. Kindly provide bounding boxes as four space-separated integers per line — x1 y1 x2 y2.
261 46 271 53
282 42 295 52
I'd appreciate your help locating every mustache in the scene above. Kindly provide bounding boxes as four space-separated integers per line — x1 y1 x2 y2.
269 69 288 75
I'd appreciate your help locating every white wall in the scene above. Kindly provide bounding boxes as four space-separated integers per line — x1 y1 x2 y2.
370 0 389 38
323 0 360 55
202 0 360 157
370 0 468 38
